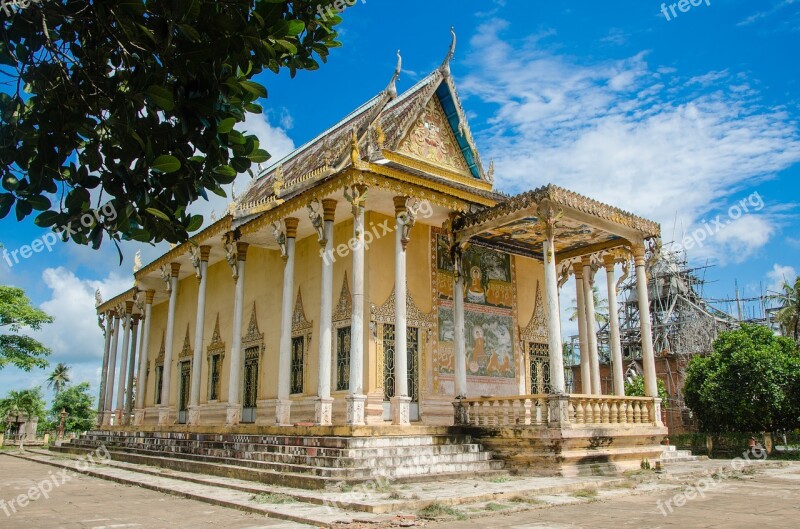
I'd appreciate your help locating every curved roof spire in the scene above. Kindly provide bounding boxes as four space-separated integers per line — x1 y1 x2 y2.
439 27 456 77
385 50 402 98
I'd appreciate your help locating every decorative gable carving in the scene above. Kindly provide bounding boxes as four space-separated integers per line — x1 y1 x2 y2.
207 314 226 358
292 289 313 335
242 302 264 357
179 323 193 359
397 95 470 175
155 331 165 365
370 283 435 329
332 272 353 323
520 281 548 344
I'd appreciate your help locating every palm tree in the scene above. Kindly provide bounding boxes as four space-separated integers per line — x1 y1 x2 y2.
568 285 609 330
47 363 71 396
774 277 800 342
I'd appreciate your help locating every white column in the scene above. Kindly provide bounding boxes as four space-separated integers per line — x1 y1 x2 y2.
226 242 248 426
452 249 469 425
572 264 591 394
134 290 154 426
604 255 625 396
315 200 336 425
543 228 565 394
124 314 140 422
634 245 658 397
346 185 367 426
582 257 601 395
103 313 120 426
97 310 113 422
188 246 210 425
391 196 412 425
158 263 180 426
116 302 133 414
277 218 299 426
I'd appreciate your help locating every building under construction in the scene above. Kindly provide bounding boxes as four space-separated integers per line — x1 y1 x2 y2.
569 244 778 433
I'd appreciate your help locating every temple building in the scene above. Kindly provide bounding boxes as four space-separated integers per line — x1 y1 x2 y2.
86 35 668 478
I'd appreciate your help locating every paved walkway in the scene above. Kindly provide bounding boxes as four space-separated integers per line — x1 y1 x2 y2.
426 465 800 529
0 455 307 529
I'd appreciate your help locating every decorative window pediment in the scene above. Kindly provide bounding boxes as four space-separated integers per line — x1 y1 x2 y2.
179 323 193 359
292 289 313 335
333 272 353 324
370 283 434 329
155 330 165 365
207 313 226 358
520 281 548 344
242 302 264 358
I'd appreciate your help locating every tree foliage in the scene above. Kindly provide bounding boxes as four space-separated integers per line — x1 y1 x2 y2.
684 324 800 433
0 285 53 370
774 276 800 342
47 362 71 395
0 387 46 428
48 381 95 433
0 1 341 250
624 375 669 406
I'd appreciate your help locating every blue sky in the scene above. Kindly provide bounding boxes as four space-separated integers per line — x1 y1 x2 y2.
1 0 799 398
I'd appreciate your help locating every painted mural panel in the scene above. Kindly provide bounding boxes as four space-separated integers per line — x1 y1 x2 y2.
432 232 517 382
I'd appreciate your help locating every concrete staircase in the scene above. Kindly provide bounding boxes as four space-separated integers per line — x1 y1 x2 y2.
51 430 503 489
659 445 705 464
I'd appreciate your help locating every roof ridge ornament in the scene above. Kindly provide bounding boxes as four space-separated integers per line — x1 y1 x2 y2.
439 27 457 78
386 50 402 98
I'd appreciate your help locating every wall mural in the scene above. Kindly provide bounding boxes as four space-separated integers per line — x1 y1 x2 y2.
433 233 517 381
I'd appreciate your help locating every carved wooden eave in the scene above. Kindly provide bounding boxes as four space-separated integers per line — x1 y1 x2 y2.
206 313 226 358
332 272 353 324
179 323 193 359
292 289 313 335
242 302 265 355
459 184 661 239
96 287 137 314
520 281 548 345
370 284 435 329
134 215 233 282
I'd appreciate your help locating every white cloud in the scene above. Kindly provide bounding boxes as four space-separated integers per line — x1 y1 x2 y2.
766 263 798 294
462 20 800 265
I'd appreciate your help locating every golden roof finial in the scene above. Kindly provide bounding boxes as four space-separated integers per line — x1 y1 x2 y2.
386 50 402 98
440 27 457 77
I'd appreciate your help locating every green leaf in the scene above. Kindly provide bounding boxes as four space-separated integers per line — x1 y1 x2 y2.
34 211 61 228
0 193 15 218
151 155 182 174
286 20 305 36
217 117 236 134
27 195 51 211
177 24 202 43
248 149 271 163
239 80 267 98
186 214 203 232
145 208 171 221
145 85 175 111
212 165 237 177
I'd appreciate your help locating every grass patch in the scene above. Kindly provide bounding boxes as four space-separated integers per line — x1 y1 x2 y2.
609 479 637 489
418 503 467 521
251 493 295 504
388 491 404 500
511 496 543 505
485 502 509 511
572 488 598 500
489 475 510 483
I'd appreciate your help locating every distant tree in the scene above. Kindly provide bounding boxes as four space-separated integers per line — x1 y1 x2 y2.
684 324 800 433
625 375 669 406
773 276 800 342
48 382 95 433
0 286 53 370
568 285 609 330
0 387 47 429
0 1 341 249
47 363 71 395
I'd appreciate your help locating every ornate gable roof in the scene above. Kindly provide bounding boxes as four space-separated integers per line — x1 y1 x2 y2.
235 32 489 218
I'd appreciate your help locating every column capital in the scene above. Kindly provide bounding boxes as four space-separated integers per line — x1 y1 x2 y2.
393 195 409 216
571 262 584 279
602 253 617 271
580 255 593 268
131 314 141 325
236 241 250 261
124 300 134 315
145 289 156 304
170 262 181 277
199 245 211 262
631 244 647 265
322 199 337 222
284 217 299 239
